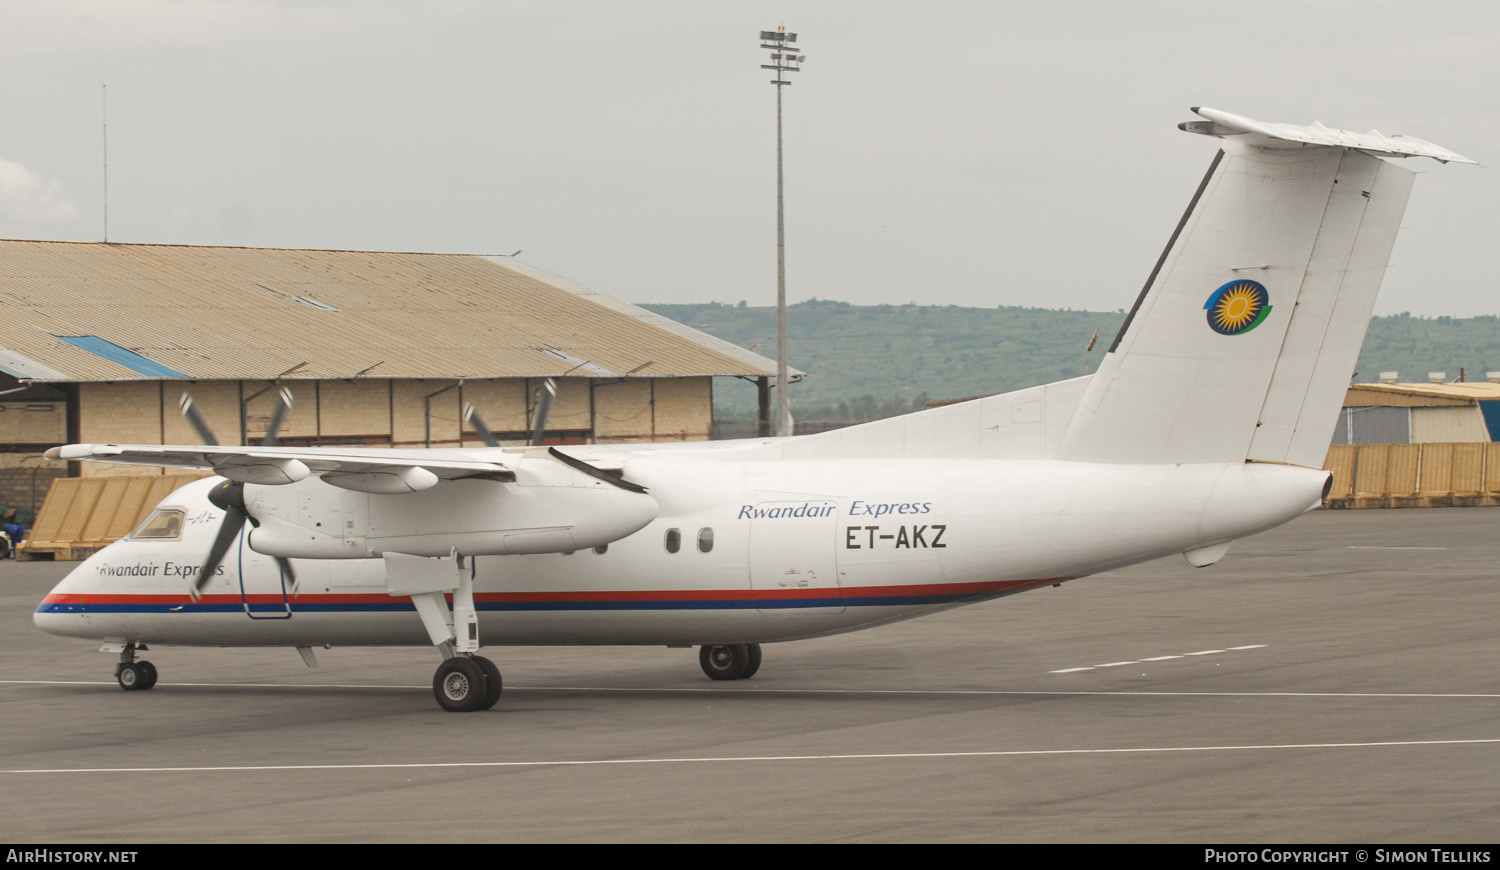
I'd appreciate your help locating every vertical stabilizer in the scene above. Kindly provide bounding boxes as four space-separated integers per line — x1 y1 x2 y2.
1054 108 1467 467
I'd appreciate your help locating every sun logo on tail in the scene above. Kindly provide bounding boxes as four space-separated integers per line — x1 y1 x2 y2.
1204 279 1271 335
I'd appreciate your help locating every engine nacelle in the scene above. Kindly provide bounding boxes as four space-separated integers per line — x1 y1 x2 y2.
245 454 658 559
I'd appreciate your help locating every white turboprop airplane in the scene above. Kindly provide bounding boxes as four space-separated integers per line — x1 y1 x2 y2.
34 108 1474 711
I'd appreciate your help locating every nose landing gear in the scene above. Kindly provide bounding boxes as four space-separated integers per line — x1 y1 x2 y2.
112 643 158 691
699 643 762 681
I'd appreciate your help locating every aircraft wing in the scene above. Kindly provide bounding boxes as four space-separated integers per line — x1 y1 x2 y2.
46 443 515 492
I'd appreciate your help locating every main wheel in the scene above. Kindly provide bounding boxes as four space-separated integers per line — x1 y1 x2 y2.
473 655 503 711
137 660 159 690
117 662 148 691
433 657 489 712
700 644 750 681
742 644 762 680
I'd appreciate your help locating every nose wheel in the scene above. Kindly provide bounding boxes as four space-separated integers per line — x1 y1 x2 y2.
116 660 157 691
699 643 762 681
111 643 158 691
432 655 502 712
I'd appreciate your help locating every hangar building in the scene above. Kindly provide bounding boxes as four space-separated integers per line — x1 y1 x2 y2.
1330 380 1500 445
1325 378 1500 508
0 240 786 512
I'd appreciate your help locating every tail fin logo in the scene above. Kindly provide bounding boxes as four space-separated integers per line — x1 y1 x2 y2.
1205 279 1272 335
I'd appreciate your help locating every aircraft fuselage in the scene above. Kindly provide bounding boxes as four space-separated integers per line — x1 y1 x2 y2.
36 453 1327 648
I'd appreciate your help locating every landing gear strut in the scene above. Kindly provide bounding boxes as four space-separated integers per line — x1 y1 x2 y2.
387 551 502 712
699 643 762 681
113 643 157 691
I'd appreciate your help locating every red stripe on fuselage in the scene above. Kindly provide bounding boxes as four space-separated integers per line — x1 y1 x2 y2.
43 577 1075 608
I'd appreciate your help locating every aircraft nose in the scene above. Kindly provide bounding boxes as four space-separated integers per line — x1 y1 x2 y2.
33 549 103 637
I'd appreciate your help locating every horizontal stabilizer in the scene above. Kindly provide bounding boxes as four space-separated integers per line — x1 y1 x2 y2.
1181 107 1476 165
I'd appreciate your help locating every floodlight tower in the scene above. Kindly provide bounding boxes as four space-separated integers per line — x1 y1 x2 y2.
760 27 804 437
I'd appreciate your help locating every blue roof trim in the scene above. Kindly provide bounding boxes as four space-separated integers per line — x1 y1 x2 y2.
1479 400 1500 442
57 336 188 379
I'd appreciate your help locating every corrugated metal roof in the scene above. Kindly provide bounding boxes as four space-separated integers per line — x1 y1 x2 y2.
0 240 789 382
1346 382 1500 407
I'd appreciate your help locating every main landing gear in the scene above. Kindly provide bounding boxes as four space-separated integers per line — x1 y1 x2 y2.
386 551 503 712
432 654 503 713
699 643 762 681
113 643 158 691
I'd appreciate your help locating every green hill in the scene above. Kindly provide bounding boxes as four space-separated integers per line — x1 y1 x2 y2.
641 302 1500 420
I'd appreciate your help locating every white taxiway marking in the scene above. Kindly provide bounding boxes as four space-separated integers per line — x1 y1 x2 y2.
8 738 1500 776
3 679 1498 699
1050 644 1266 674
1345 546 1447 550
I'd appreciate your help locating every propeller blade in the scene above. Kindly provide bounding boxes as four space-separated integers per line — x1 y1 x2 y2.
263 387 293 446
275 556 299 596
179 393 219 446
464 403 501 448
531 378 557 446
191 481 248 600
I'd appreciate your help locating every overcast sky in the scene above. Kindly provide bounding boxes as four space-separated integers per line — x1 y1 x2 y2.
0 1 1495 316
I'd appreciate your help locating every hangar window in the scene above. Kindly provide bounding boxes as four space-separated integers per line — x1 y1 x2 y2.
664 528 681 553
130 509 184 541
697 528 714 553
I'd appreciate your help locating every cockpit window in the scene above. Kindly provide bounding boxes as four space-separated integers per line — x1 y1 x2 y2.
130 509 184 541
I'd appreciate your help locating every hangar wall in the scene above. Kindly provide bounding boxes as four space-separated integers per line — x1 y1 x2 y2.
70 376 712 478
0 400 68 512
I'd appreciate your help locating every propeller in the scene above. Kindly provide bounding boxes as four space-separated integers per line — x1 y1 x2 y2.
464 377 557 449
531 378 557 446
179 394 219 446
464 403 501 448
262 387 293 446
179 390 298 599
462 380 645 493
193 480 249 600
189 479 299 600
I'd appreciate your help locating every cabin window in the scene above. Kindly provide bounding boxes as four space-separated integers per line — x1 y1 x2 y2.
130 509 184 541
593 544 608 555
664 528 681 553
697 527 714 553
